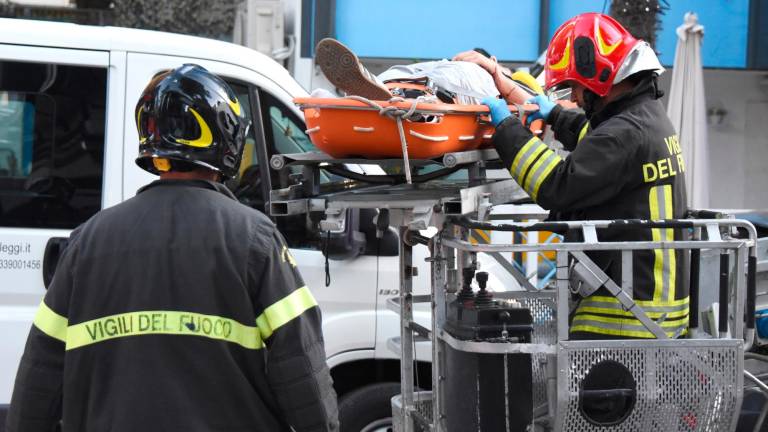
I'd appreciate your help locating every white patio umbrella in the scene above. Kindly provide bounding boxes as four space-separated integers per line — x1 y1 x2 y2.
667 12 709 209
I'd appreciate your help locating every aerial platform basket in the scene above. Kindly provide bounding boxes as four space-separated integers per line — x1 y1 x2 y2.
294 96 536 160
372 213 758 432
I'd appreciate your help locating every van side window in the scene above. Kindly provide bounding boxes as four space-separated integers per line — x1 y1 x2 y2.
0 60 107 229
257 90 324 249
258 90 340 189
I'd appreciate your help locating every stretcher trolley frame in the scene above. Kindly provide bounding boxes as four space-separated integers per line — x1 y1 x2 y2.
268 149 527 432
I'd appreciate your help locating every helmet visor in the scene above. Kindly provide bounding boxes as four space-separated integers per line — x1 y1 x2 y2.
613 42 665 85
159 99 209 147
138 97 212 149
546 85 572 102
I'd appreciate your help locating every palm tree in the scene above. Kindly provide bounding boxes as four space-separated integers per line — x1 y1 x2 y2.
610 0 669 49
113 0 237 40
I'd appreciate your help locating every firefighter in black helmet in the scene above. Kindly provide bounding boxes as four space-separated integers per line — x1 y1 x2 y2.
134 64 247 179
6 64 339 432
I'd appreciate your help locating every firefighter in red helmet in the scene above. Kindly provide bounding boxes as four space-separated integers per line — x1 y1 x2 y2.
483 13 689 339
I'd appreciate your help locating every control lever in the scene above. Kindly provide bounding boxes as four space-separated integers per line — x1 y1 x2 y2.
475 271 493 306
457 267 476 304
499 311 511 340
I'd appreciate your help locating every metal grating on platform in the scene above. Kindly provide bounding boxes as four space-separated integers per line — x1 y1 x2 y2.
513 292 557 345
509 291 558 409
556 341 743 431
392 391 433 432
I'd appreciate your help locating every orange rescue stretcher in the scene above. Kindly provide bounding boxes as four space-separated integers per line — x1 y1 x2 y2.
294 96 541 160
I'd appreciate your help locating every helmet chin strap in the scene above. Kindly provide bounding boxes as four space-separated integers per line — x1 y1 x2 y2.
583 89 601 118
650 75 664 99
586 73 663 118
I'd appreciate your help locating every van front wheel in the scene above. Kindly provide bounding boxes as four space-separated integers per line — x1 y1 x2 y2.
338 382 401 432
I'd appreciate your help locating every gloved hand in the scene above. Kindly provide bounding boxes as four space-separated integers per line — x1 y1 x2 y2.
481 97 511 127
525 95 556 126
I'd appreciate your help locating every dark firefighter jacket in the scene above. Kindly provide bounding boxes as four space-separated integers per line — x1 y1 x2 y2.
492 78 689 339
7 179 339 432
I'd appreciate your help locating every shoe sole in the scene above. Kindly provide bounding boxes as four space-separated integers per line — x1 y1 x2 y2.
315 38 392 101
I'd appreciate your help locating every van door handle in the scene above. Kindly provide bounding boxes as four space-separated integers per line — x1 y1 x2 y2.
43 237 69 289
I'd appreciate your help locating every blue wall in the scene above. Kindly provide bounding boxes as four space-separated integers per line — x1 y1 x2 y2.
547 0 605 39
548 0 750 68
334 0 541 61
656 0 749 68
335 0 753 68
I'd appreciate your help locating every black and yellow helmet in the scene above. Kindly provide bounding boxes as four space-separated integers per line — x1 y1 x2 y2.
135 64 248 179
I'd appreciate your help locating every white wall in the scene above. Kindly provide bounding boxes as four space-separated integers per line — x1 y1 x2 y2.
659 69 768 210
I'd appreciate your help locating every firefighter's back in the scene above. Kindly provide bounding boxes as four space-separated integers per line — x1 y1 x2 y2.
59 179 286 431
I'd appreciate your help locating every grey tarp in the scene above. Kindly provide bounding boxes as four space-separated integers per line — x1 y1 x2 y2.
667 12 709 208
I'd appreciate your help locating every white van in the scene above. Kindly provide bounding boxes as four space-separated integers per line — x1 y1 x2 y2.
0 16 431 430
0 17 528 431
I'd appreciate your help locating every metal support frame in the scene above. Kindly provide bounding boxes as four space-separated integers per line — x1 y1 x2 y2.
556 251 569 342
398 225 415 432
430 234 446 431
267 152 758 431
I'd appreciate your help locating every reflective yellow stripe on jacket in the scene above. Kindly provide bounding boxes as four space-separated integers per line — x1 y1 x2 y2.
649 185 676 302
577 122 590 144
34 301 68 343
66 310 264 350
32 286 317 351
509 137 562 201
35 304 264 351
256 286 318 340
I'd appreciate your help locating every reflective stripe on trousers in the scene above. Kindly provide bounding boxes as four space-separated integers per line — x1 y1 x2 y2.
573 295 689 338
571 313 688 338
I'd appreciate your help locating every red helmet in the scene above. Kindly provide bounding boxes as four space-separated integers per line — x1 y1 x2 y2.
545 13 641 97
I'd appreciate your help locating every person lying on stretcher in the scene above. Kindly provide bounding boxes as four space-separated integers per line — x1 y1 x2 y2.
314 38 540 106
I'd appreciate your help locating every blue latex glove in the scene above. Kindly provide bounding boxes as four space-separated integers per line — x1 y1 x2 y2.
525 95 556 126
481 97 511 127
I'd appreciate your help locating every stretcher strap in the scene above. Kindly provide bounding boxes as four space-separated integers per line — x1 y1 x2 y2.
395 117 412 184
344 95 425 184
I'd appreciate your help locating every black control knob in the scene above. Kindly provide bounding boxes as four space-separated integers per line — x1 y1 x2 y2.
463 267 476 284
474 272 493 307
458 267 476 303
475 271 489 289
